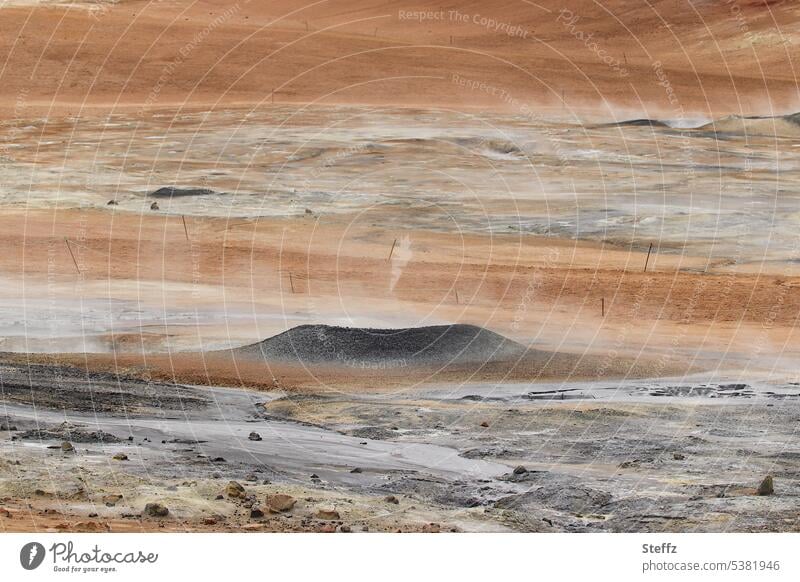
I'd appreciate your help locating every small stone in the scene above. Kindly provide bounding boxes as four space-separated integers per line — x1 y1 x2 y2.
265 494 296 513
88 512 98 518
480 421 489 428
107 200 118 206
245 474 258 482
214 495 224 500
248 431 262 441
316 507 340 520
202 517 217 525
757 475 774 496
673 453 685 461
143 503 169 518
338 525 351 533
150 202 160 210
310 473 320 480
225 481 246 498
350 467 362 474
305 208 313 215
513 465 527 475
384 495 399 505
318 523 336 533
422 522 441 533
112 453 128 461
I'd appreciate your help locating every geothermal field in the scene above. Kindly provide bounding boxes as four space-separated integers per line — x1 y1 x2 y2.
1 1 799 534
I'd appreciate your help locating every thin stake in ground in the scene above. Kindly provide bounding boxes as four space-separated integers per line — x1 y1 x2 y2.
601 297 605 317
182 215 190 241
455 288 460 304
64 238 81 274
289 272 296 293
387 238 397 261
643 242 653 272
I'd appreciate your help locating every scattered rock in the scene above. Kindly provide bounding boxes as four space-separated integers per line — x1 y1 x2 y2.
338 525 351 533
202 517 217 526
384 495 399 505
143 503 169 518
480 421 489 428
265 494 296 513
248 431 262 441
513 465 528 475
245 474 258 482
112 453 128 461
0 507 11 518
318 523 337 533
673 453 686 461
150 202 160 211
422 523 441 533
106 200 118 206
757 475 774 496
350 467 362 474
316 507 340 520
250 507 264 519
225 481 246 498
61 441 75 453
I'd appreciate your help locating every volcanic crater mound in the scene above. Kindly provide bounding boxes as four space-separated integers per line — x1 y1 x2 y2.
233 324 526 367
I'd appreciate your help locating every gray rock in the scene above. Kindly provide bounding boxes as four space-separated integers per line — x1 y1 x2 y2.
757 475 774 496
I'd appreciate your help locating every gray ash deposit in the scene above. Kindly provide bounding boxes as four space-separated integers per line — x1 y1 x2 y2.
233 324 526 367
148 187 218 198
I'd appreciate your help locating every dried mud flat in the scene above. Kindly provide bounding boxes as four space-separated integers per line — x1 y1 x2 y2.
2 359 799 533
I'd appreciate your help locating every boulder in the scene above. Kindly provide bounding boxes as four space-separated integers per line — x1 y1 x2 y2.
265 494 296 513
250 507 265 519
225 481 246 498
112 453 128 461
316 507 340 520
61 441 75 453
248 431 262 441
143 503 169 518
102 494 123 507
757 475 774 496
